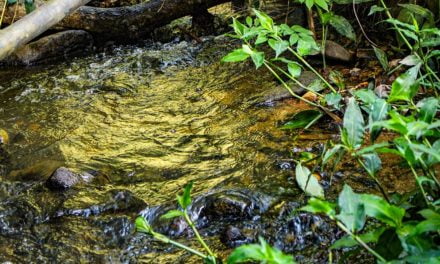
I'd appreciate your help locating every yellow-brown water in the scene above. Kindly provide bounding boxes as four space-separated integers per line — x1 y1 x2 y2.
0 38 341 263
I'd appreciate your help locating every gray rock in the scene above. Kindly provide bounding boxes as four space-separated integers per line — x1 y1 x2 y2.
1 30 93 65
325 40 352 62
257 71 317 105
46 167 82 190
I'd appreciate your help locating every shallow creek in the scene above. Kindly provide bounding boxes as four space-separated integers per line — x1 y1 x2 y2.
0 37 358 263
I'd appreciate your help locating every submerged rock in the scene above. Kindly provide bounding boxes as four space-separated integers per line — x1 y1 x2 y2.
46 167 83 190
1 30 93 65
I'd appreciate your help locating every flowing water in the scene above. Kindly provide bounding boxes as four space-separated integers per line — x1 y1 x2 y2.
0 36 346 263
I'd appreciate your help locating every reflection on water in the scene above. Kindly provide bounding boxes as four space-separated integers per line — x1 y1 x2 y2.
0 37 337 262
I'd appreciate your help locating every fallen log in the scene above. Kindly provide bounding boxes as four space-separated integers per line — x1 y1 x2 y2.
59 0 230 39
0 0 91 60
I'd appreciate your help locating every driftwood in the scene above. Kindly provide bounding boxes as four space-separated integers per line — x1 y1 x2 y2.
59 0 230 39
0 0 91 60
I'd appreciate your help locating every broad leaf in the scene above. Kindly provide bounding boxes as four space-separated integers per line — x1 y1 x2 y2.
251 51 265 69
300 198 336 216
324 92 342 110
388 65 420 103
373 47 389 71
417 97 438 124
331 227 387 249
222 49 250 63
322 144 345 164
287 62 302 78
329 15 356 40
268 39 289 58
337 185 366 232
342 98 365 150
360 194 405 227
295 163 324 198
354 89 378 106
362 153 381 176
369 99 388 142
253 9 273 31
281 110 323 130
135 216 152 233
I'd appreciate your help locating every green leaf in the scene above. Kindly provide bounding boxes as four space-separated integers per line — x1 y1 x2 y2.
222 49 250 63
300 197 336 216
177 181 193 209
322 144 345 164
399 4 434 22
255 33 268 45
337 185 366 232
7 0 17 4
314 0 329 11
373 47 389 71
135 216 152 233
227 237 295 264
399 55 422 66
408 143 440 163
287 62 302 78
388 66 420 102
253 9 273 31
251 51 265 69
305 0 314 9
342 98 365 150
297 39 317 56
329 15 356 40
289 33 299 45
24 0 35 13
324 93 342 110
334 0 374 4
307 79 325 92
426 140 440 166
368 5 386 16
417 97 438 124
354 89 378 106
360 194 405 227
369 99 388 142
281 110 323 130
331 227 387 249
295 163 324 198
232 18 246 36
268 39 289 58
160 209 184 219
362 153 381 176
245 16 253 27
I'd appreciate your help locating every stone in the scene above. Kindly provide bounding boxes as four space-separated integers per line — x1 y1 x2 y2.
325 40 353 62
46 167 82 190
1 30 93 65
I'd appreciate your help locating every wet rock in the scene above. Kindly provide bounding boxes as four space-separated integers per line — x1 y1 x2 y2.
220 225 255 247
325 40 352 62
1 30 93 65
256 71 317 105
46 167 82 190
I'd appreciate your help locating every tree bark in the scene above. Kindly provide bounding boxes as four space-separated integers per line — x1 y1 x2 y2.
59 0 230 39
0 0 91 60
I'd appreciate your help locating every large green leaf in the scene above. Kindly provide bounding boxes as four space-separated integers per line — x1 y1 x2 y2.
268 39 289 58
222 49 250 63
281 110 323 130
295 163 324 198
417 97 438 124
300 198 336 216
388 65 420 103
324 92 342 110
253 9 273 31
160 209 184 219
227 237 295 264
354 89 378 106
369 99 388 142
337 185 366 232
342 98 365 150
362 153 381 176
360 194 405 227
331 227 387 249
328 15 356 40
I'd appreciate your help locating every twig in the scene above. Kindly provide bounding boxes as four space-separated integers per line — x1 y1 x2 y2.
352 0 377 47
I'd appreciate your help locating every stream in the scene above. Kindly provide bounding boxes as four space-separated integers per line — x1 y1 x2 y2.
0 36 349 263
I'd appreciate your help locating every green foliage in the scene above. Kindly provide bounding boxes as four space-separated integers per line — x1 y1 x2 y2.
336 185 366 232
342 98 365 150
373 47 389 71
295 163 324 198
281 110 322 130
227 237 296 264
327 14 356 41
388 66 420 102
177 181 193 209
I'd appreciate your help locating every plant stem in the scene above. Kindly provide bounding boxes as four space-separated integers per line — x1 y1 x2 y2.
335 221 386 262
150 231 208 259
286 47 337 93
408 164 431 206
264 61 321 108
183 210 216 259
356 157 390 203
